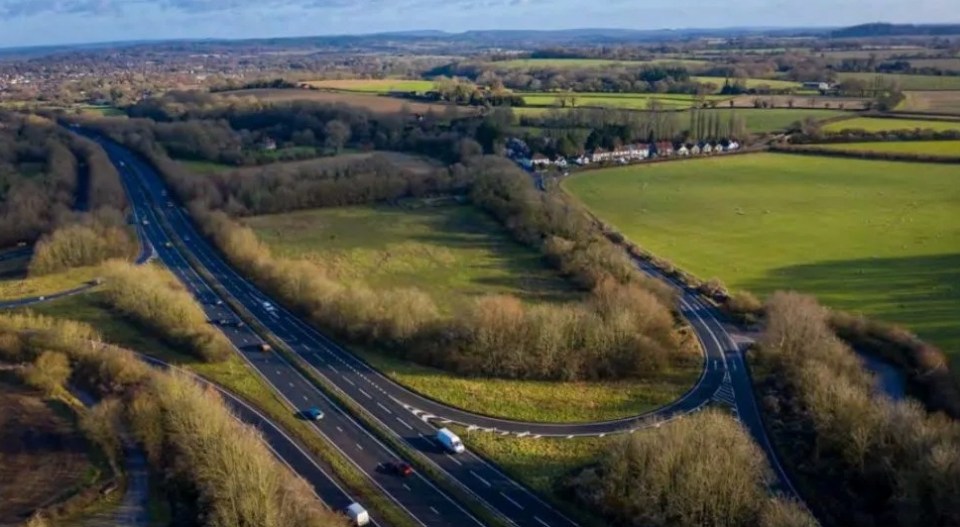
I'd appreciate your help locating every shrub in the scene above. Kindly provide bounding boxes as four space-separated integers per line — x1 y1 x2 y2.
754 291 960 526
564 409 815 527
23 350 71 394
99 260 232 362
29 220 135 276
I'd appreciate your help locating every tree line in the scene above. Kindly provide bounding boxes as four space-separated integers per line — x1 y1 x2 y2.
563 409 816 527
0 312 345 527
99 261 232 363
754 292 960 527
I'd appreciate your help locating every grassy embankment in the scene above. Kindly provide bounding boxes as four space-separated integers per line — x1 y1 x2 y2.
691 76 803 90
304 79 435 93
563 153 960 363
244 203 701 423
822 116 960 133
0 263 101 301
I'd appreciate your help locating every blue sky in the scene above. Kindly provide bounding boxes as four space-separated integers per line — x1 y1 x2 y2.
0 0 956 48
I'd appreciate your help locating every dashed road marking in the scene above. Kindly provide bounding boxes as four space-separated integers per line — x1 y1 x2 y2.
376 402 393 415
470 471 491 487
396 417 414 430
358 388 372 399
500 491 524 510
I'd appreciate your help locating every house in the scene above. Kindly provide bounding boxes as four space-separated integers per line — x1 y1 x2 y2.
727 140 740 151
554 157 569 168
802 81 833 92
689 143 701 155
676 144 690 156
261 138 277 151
590 148 609 163
573 155 591 165
531 153 552 168
655 141 674 157
626 143 650 160
699 142 713 155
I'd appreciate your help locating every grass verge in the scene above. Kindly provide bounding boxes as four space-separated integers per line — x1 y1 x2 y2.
0 265 100 301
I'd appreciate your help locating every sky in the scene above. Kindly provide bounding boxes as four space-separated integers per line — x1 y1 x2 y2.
0 0 956 48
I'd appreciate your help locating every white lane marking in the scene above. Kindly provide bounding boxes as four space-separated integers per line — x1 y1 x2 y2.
302 395 308 401
376 402 393 415
341 375 356 386
355 443 363 451
402 483 411 491
336 426 343 432
470 471 492 487
288 382 294 388
276 370 282 375
429 507 439 515
358 388 372 399
395 417 414 430
534 516 551 527
446 454 462 466
500 491 525 510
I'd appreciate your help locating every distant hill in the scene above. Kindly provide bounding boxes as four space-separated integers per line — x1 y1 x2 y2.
832 23 960 38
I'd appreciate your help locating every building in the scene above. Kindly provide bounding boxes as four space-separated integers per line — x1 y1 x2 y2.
530 153 552 168
676 144 690 156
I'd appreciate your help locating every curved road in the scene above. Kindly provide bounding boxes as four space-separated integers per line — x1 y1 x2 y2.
97 133 805 523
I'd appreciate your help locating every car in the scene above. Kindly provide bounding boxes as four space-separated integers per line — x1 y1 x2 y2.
164 241 173 248
233 320 244 328
383 460 414 477
142 219 149 225
303 407 324 421
259 343 272 353
215 299 223 306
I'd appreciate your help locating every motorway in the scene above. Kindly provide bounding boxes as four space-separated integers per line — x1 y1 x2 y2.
84 132 805 524
96 136 584 527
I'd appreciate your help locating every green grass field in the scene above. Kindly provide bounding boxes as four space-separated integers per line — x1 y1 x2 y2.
836 72 960 91
245 203 701 422
488 58 707 69
304 79 436 93
701 108 849 133
244 203 577 312
815 140 960 156
519 92 727 111
822 117 960 133
355 348 698 423
692 76 803 91
563 154 960 360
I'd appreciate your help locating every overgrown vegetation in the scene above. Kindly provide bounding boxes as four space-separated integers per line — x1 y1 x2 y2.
99 261 231 363
563 409 816 527
754 292 960 526
0 312 346 527
28 213 136 275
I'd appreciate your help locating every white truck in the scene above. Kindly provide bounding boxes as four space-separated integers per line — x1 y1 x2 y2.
345 503 370 526
436 428 465 454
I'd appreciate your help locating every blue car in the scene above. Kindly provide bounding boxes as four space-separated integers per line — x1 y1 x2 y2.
303 407 324 421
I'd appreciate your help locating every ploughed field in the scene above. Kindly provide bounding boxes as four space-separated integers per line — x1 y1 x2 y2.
243 203 700 422
563 153 960 359
0 380 100 523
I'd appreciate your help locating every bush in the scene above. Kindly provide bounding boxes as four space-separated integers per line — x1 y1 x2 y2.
29 219 135 276
754 291 960 526
99 261 231 362
564 409 814 527
23 350 71 394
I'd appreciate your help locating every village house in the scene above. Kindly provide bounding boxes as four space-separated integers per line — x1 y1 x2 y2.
689 143 701 155
530 153 552 168
676 144 690 156
699 141 713 154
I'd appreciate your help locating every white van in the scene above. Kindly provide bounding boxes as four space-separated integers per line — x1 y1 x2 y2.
345 503 370 526
436 428 465 454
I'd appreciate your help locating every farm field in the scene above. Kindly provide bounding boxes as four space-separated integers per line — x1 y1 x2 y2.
244 203 578 313
519 92 727 110
0 379 103 524
692 76 803 91
907 58 960 71
304 79 435 93
245 203 701 422
216 88 468 115
822 116 960 133
836 72 960 90
896 90 960 115
700 108 849 132
815 140 960 156
563 154 960 360
486 58 708 69
726 94 870 110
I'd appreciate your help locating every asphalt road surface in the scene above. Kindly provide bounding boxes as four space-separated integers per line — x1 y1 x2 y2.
92 131 806 524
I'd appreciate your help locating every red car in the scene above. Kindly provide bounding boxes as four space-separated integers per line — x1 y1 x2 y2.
384 461 413 477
